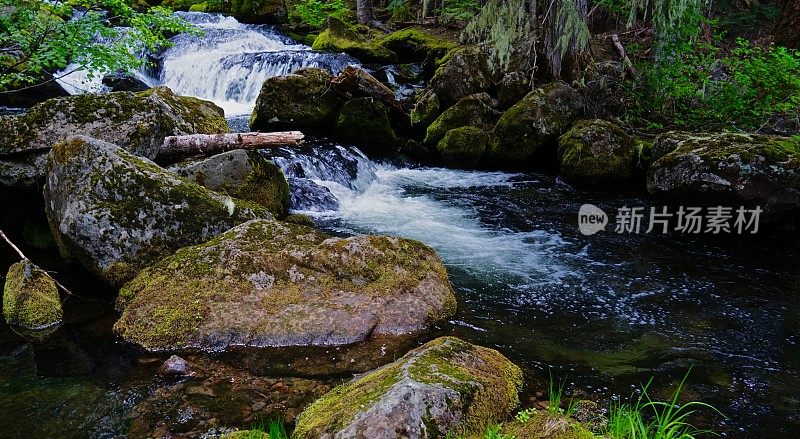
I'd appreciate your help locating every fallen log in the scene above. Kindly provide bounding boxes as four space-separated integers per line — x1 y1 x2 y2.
610 33 637 77
157 131 304 162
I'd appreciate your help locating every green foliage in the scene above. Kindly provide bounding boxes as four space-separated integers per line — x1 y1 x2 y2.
291 0 348 28
514 407 537 424
268 418 288 439
386 0 415 21
483 423 515 439
605 369 722 439
548 371 577 417
630 38 800 130
464 0 530 71
0 0 196 90
627 0 705 59
441 0 481 24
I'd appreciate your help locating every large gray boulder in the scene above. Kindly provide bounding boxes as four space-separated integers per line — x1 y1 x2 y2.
293 336 523 439
647 132 800 214
113 219 457 375
43 136 267 285
0 87 228 188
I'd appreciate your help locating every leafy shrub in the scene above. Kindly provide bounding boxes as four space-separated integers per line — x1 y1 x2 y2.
441 0 481 24
291 0 349 28
630 38 800 130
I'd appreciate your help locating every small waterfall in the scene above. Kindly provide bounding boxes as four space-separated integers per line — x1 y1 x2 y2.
58 11 358 116
264 142 377 211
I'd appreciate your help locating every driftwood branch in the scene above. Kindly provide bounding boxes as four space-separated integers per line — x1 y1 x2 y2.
156 131 305 163
610 33 637 77
0 227 78 299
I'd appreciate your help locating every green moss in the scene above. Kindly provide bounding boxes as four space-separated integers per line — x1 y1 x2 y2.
410 91 440 127
335 98 397 154
2 260 63 329
226 0 286 22
381 28 456 64
222 430 270 439
498 411 596 439
437 126 490 168
284 213 315 226
311 18 397 64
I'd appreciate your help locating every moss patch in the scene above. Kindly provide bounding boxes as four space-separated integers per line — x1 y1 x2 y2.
557 119 636 185
437 126 490 168
3 260 62 329
312 18 397 64
381 28 456 64
335 97 397 154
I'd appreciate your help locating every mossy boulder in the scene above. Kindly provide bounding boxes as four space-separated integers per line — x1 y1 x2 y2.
250 68 343 134
437 127 491 168
335 98 398 155
170 150 290 218
424 93 500 147
312 17 397 64
411 47 495 127
43 136 268 286
583 60 628 119
647 132 800 214
114 219 457 374
293 336 523 438
488 82 584 168
380 28 456 65
557 119 636 185
497 71 532 109
330 66 409 132
0 87 228 188
2 260 63 330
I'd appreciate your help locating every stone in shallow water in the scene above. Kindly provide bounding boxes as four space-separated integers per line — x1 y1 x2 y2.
114 219 457 375
293 336 523 439
157 355 193 378
43 135 268 286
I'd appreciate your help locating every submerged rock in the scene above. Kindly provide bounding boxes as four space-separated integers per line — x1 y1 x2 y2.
312 17 397 64
557 119 636 185
157 355 193 378
489 82 584 168
424 92 500 147
43 136 267 286
170 150 290 218
0 87 228 188
647 132 800 214
437 126 490 168
2 260 63 330
114 219 457 374
335 98 398 155
293 336 523 439
101 72 150 92
411 47 495 127
250 68 342 134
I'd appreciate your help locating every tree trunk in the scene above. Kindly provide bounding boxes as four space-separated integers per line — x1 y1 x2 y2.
357 0 375 25
157 132 304 163
775 0 800 49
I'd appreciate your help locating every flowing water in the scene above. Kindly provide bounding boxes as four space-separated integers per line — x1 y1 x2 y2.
5 11 800 438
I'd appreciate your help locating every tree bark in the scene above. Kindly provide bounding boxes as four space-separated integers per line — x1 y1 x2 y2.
775 0 800 49
356 0 375 25
157 131 304 163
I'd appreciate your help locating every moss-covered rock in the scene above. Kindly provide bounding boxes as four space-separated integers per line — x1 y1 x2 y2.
557 119 636 185
583 61 628 119
293 336 523 438
488 82 584 168
380 28 456 65
647 132 800 214
114 220 457 374
250 68 343 134
497 71 532 109
437 127 491 168
312 17 397 64
424 93 500 147
335 98 398 155
0 87 228 188
170 150 290 218
411 46 495 127
222 430 269 439
43 136 267 286
330 66 409 132
2 260 62 330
